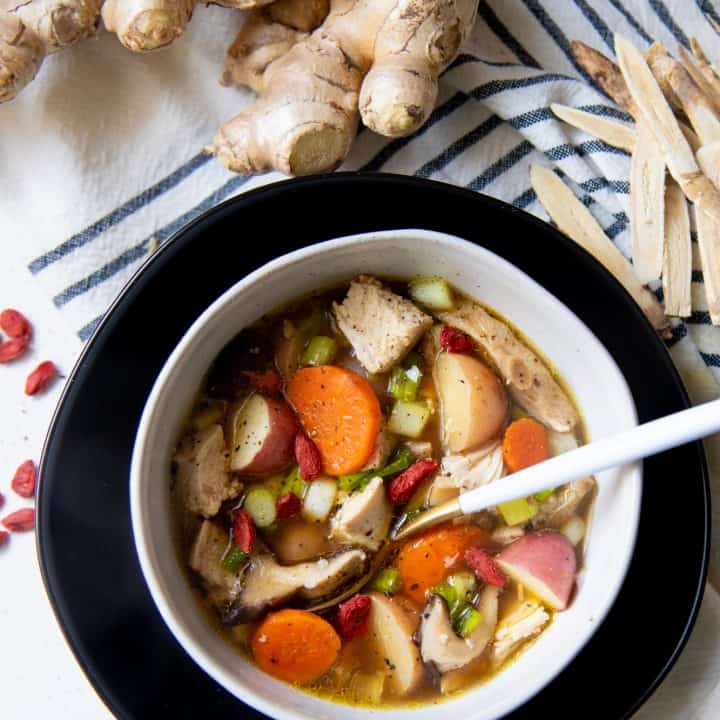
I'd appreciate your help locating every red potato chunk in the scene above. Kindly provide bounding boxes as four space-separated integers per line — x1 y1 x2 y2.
230 394 299 474
496 531 577 611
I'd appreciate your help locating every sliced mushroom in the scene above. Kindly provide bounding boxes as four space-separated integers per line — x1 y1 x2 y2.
420 585 500 674
189 520 244 610
491 600 549 668
367 592 424 695
174 424 240 518
225 548 368 623
438 300 579 432
330 476 392 551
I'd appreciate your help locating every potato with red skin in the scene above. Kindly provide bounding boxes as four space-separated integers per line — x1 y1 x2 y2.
434 352 508 452
496 531 577 610
230 394 299 474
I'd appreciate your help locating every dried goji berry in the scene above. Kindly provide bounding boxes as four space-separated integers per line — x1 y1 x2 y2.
464 547 507 588
11 460 37 498
387 459 439 505
276 492 302 520
244 368 282 394
295 432 323 481
337 594 371 639
0 530 9 546
232 508 256 554
0 491 4 508
25 360 57 396
0 309 31 339
0 335 30 363
2 508 35 532
439 326 473 354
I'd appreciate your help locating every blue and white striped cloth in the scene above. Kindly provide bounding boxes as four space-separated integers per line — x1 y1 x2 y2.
3 1 720 572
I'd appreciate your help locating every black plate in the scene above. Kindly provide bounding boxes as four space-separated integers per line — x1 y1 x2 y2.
37 174 709 720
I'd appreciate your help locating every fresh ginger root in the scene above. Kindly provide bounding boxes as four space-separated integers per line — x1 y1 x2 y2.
210 0 478 176
0 0 102 102
102 0 275 53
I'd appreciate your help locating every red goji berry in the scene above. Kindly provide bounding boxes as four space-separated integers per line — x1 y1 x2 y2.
439 326 474 354
11 460 37 498
0 530 9 546
25 360 57 396
0 491 4 508
276 492 302 520
464 547 507 588
244 368 282 394
0 335 30 363
295 432 323 481
2 508 35 532
0 309 31 339
232 508 256 554
337 594 371 639
387 459 439 505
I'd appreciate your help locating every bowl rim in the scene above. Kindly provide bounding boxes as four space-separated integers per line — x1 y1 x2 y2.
130 227 642 720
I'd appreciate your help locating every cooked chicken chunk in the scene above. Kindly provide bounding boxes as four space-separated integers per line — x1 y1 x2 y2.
421 585 500 673
333 276 433 374
189 520 244 608
438 301 579 432
227 549 368 623
491 600 549 668
330 476 392 551
174 424 240 517
530 476 596 529
439 442 505 492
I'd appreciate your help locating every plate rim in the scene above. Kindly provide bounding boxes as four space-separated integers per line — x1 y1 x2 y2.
35 172 710 720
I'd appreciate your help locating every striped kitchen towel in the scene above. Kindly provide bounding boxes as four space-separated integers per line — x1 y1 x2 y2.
2 1 720 568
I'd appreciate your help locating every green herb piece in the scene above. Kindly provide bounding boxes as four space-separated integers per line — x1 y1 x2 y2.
455 606 483 638
372 567 403 594
223 545 248 572
281 465 308 499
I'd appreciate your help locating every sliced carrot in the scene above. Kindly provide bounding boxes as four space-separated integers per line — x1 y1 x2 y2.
251 609 341 684
395 524 492 605
502 418 549 473
286 366 382 476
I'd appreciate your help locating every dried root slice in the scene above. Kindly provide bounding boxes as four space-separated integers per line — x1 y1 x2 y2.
630 122 666 284
646 41 685 118
693 203 720 325
530 164 669 336
0 11 43 103
615 33 720 224
690 37 720 93
551 103 635 153
662 182 692 317
697 141 720 189
570 39 636 113
666 60 720 145
678 44 720 119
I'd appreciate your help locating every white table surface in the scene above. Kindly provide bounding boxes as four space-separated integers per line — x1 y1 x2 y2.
1 245 719 720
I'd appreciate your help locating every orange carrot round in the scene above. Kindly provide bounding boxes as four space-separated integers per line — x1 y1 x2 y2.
502 418 549 473
251 609 341 684
395 524 491 605
286 366 381 476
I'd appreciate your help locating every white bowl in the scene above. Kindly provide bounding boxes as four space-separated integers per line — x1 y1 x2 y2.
131 229 641 720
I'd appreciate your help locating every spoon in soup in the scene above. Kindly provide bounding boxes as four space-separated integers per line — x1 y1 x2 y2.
394 397 720 541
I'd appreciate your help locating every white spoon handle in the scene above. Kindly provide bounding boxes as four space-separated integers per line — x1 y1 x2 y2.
459 398 720 515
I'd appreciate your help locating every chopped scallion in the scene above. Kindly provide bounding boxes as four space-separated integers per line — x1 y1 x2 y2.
302 335 338 366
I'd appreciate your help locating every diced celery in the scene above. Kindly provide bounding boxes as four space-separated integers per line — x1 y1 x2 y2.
388 367 418 401
263 474 284 500
378 445 414 477
431 582 460 617
561 515 586 546
497 497 538 526
455 606 483 638
243 486 277 528
534 488 555 503
302 335 338 366
338 446 414 492
297 310 327 338
387 399 432 438
222 545 248 572
408 276 455 311
448 572 477 602
372 567 403 594
281 465 308 499
302 477 337 522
